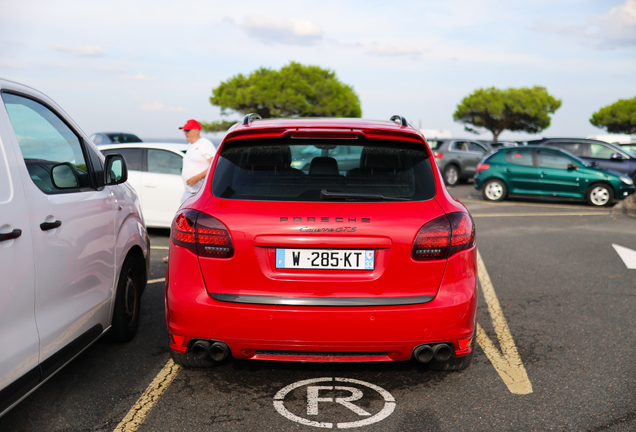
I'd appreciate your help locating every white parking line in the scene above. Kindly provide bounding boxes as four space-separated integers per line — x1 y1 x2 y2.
151 246 169 250
476 250 533 395
112 359 182 432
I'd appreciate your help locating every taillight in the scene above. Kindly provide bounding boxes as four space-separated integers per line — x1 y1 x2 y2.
171 209 234 258
434 152 444 159
476 163 490 172
412 212 475 261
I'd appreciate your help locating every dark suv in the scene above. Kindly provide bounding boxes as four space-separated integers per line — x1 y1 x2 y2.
530 138 636 182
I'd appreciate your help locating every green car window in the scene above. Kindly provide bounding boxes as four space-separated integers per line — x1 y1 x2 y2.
504 149 533 166
537 150 570 169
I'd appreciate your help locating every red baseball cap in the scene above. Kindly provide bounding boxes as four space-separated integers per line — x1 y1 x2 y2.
179 119 201 130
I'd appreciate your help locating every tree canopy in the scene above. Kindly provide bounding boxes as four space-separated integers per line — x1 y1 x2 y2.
453 86 562 141
590 96 636 135
204 62 361 131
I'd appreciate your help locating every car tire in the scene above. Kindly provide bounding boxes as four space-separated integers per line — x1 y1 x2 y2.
443 164 460 186
586 183 614 207
482 179 507 202
170 349 219 368
105 254 142 342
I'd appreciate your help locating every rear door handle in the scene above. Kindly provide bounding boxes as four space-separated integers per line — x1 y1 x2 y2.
0 229 22 242
40 220 62 231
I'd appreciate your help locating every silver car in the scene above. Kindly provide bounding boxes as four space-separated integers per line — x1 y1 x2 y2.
428 139 490 186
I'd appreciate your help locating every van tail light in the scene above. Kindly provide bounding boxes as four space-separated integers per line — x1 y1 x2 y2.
476 163 490 172
412 212 475 261
434 152 444 159
171 209 234 258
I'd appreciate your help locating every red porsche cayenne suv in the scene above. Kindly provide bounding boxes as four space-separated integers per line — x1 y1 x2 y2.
165 115 477 370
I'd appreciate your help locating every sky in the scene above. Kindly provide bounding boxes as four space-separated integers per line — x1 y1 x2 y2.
1 0 635 142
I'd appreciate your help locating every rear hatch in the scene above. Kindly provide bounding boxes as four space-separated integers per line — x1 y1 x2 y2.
196 135 453 305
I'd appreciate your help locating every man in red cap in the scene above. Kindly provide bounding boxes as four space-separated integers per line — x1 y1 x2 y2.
178 119 216 204
164 119 217 262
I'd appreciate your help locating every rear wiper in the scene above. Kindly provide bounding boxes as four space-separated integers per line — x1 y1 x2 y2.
320 189 409 201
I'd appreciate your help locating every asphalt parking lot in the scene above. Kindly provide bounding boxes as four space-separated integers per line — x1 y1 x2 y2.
1 184 635 432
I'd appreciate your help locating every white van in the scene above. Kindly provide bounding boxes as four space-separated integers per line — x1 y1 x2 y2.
0 78 150 416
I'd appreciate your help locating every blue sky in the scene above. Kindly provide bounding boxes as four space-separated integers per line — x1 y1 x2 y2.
1 0 634 141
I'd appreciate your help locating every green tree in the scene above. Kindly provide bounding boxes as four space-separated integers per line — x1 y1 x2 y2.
206 62 361 131
453 86 562 141
590 96 636 134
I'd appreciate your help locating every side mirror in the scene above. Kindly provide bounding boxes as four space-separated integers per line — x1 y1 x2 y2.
610 153 624 161
51 163 80 189
104 154 128 185
567 163 579 171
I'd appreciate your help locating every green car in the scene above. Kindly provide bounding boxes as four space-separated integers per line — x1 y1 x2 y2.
474 146 635 207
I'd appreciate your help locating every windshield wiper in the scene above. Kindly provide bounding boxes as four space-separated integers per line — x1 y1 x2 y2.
320 189 409 201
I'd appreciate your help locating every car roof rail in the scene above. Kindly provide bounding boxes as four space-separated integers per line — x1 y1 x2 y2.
390 115 408 127
242 113 262 125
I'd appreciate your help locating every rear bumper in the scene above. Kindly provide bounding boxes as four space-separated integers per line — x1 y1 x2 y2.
165 247 477 362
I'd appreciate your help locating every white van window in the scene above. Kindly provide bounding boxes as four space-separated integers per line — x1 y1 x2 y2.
2 93 91 192
148 149 182 175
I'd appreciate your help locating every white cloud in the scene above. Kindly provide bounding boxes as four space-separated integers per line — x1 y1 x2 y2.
0 61 19 69
590 0 636 47
241 15 322 46
131 92 187 113
534 0 636 48
367 43 421 57
141 102 188 112
50 44 107 57
93 64 125 73
119 73 155 81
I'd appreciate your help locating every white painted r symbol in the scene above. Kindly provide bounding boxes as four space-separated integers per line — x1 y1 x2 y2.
307 386 371 417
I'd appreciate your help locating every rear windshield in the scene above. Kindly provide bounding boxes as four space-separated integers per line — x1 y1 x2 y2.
106 133 142 143
211 138 436 202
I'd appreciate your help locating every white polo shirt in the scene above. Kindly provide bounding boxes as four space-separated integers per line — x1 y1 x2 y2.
182 137 216 193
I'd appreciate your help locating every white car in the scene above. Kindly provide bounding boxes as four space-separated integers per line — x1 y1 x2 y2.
0 78 150 417
98 143 188 228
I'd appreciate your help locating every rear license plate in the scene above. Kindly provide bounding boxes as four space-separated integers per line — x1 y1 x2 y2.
275 249 375 270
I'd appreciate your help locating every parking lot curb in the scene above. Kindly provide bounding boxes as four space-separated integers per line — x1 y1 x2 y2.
612 195 636 215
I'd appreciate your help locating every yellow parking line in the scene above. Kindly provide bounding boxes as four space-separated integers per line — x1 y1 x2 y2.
476 250 533 395
113 359 182 432
147 278 165 285
473 211 609 217
151 246 169 250
113 249 530 432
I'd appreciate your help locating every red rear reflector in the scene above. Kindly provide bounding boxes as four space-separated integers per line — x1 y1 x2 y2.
171 334 186 346
171 209 234 258
291 133 358 140
434 152 444 159
412 212 475 261
458 337 472 350
476 163 490 172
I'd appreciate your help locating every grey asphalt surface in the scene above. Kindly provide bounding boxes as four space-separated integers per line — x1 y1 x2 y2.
1 184 635 431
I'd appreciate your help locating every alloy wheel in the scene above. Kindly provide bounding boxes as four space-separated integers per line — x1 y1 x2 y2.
589 186 610 206
485 182 504 200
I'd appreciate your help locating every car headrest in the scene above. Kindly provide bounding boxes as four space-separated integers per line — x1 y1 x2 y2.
309 157 339 175
361 148 402 173
244 147 291 171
